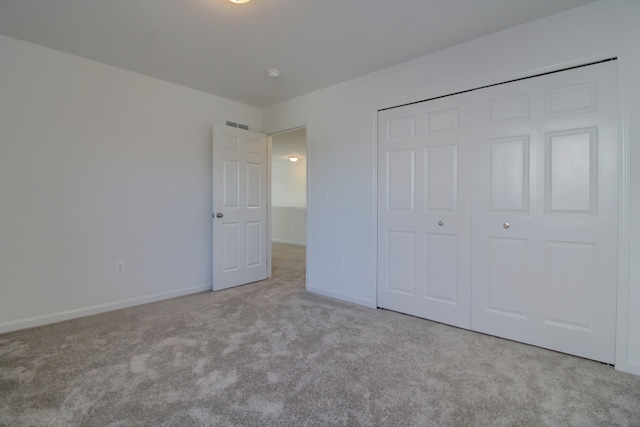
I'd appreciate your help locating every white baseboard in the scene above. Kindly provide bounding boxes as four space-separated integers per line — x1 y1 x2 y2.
307 284 375 309
619 359 640 376
0 284 212 334
272 238 306 246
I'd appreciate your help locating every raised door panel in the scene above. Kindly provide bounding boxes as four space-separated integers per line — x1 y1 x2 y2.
473 236 532 340
245 163 262 209
245 137 262 155
245 221 262 268
425 145 458 212
546 82 597 117
488 137 530 212
223 160 240 208
386 231 416 296
426 108 459 133
386 150 415 212
545 128 596 214
424 233 459 305
490 95 530 124
387 116 416 139
222 223 239 272
542 241 597 333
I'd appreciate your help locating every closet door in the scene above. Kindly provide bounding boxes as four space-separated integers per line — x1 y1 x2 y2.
377 95 472 329
471 61 619 363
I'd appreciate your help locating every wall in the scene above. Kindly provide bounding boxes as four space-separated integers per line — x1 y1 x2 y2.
271 207 306 246
262 0 640 375
0 35 262 332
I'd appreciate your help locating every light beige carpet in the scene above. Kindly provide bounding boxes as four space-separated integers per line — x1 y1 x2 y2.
1 243 639 426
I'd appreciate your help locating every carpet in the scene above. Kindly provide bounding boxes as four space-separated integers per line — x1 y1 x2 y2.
1 243 639 426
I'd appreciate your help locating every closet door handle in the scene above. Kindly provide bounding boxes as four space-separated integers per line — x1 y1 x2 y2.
503 223 510 229
438 221 444 226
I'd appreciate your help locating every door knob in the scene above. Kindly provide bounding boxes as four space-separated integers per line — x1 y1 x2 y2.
216 213 223 218
438 221 444 226
503 222 510 229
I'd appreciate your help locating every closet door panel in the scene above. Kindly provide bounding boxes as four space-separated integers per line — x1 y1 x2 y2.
378 96 471 329
472 60 618 363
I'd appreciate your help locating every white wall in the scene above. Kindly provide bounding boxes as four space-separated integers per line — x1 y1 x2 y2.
272 160 307 207
263 0 640 375
271 207 306 246
0 35 262 332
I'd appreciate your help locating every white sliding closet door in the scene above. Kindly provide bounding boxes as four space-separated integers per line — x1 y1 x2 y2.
377 94 472 329
471 61 619 363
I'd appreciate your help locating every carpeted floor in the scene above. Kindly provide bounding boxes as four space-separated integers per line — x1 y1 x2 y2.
1 243 639 426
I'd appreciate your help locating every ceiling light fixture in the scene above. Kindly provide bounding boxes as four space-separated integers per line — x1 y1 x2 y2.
289 156 299 162
229 0 250 3
267 69 281 78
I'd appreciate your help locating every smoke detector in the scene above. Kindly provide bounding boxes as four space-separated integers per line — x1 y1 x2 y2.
267 69 281 78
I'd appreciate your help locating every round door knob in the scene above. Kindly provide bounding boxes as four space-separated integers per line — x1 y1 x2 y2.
438 221 444 226
503 222 510 229
216 213 224 218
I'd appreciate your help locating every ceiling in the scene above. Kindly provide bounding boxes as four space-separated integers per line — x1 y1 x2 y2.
0 0 597 108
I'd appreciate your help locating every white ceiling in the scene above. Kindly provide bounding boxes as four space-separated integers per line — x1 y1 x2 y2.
0 0 597 108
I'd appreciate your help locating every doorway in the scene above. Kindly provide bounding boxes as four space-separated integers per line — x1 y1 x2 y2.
270 127 307 282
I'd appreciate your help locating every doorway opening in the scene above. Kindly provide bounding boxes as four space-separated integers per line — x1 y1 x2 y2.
270 127 307 285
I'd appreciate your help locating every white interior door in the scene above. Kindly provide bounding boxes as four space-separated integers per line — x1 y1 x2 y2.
377 94 472 329
213 124 268 291
471 60 619 363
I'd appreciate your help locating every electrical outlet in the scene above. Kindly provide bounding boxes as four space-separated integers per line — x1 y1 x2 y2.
116 262 125 274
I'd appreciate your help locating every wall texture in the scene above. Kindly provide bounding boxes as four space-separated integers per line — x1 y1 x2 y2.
0 35 262 332
262 0 640 375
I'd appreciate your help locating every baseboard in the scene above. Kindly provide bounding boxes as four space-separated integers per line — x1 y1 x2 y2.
272 238 306 246
0 284 212 334
619 359 640 376
307 284 375 309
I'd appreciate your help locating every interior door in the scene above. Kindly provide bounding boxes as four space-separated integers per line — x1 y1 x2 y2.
471 60 619 363
377 94 472 329
212 124 268 291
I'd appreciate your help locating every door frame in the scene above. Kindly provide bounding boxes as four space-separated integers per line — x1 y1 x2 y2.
267 124 310 288
372 50 632 374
